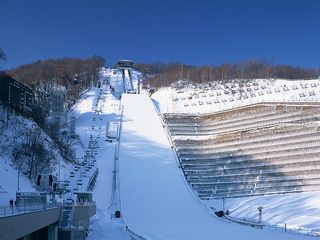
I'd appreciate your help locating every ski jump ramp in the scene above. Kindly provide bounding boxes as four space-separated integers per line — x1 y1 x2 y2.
118 94 311 240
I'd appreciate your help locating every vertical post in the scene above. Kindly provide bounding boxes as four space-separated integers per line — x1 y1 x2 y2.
48 223 58 240
258 207 263 224
122 69 126 93
17 171 20 191
222 197 225 211
58 144 61 182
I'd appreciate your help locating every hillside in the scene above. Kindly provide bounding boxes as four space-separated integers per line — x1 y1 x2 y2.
0 107 73 205
152 78 320 114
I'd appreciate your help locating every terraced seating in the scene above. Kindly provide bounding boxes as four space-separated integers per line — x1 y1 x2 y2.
198 184 320 200
175 125 318 148
167 109 320 136
163 103 320 199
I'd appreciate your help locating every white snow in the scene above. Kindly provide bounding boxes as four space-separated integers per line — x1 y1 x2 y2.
117 93 313 239
2 66 320 239
78 71 320 239
151 77 320 238
70 71 129 239
0 108 72 205
152 79 320 114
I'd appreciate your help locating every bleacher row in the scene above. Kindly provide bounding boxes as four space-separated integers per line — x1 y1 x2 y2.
163 103 320 199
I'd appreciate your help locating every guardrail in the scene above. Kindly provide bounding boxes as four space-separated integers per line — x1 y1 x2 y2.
0 203 62 218
87 167 99 191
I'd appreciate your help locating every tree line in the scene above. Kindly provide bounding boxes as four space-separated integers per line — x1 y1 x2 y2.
7 56 105 125
135 60 319 89
8 56 105 103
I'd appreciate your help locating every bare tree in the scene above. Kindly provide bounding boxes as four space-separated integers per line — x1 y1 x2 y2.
0 48 7 68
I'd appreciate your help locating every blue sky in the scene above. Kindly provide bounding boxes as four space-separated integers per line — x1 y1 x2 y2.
1 0 320 69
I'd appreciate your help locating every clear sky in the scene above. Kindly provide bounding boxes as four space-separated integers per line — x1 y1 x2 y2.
1 0 320 69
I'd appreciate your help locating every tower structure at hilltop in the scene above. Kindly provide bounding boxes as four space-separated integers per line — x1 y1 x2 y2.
117 59 135 93
50 86 67 137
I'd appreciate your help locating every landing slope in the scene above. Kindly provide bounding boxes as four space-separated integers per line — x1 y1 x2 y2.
118 94 310 239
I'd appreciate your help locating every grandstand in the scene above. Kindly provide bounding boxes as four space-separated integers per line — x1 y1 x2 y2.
163 103 320 200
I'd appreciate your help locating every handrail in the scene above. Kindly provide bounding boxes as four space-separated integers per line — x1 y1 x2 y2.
0 203 62 218
87 167 99 191
223 214 265 228
109 101 124 224
126 227 147 240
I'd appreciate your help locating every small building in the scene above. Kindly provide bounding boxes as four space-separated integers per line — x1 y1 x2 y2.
0 72 33 115
117 59 133 69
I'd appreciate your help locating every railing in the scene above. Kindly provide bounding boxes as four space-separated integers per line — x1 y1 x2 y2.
0 203 62 218
223 214 264 228
109 102 124 224
126 227 147 240
73 201 96 207
266 224 320 237
224 213 320 238
87 167 99 191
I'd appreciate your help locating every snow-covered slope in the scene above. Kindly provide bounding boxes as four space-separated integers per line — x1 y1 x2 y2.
151 78 320 236
152 79 320 114
118 93 313 239
4 65 319 239
86 71 320 239
0 108 72 205
68 74 130 239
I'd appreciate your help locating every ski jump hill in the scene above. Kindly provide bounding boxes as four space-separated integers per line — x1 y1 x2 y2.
118 93 310 240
